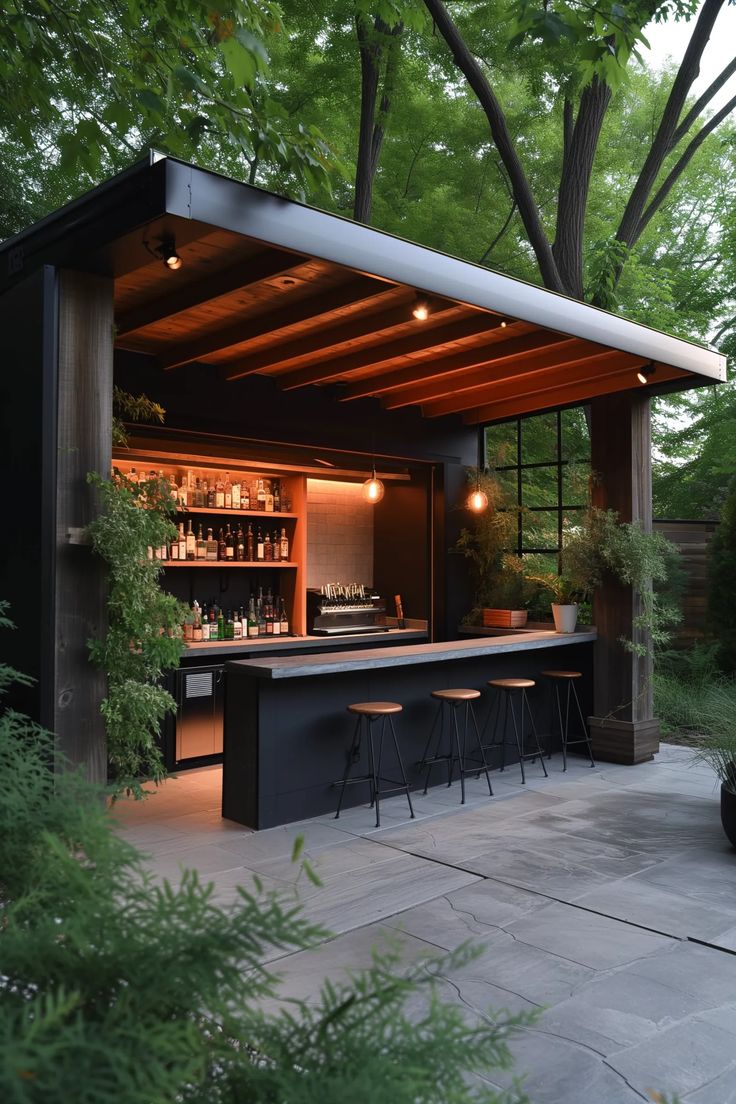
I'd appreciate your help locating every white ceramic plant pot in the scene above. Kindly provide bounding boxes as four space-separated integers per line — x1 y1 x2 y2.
551 603 578 634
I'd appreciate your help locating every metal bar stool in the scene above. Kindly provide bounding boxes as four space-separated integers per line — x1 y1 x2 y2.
418 689 493 805
542 670 595 771
481 678 548 784
334 701 415 828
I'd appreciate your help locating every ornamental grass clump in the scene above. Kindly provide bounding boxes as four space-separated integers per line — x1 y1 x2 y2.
0 604 534 1104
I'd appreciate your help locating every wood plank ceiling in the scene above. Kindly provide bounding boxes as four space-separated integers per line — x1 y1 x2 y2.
114 228 686 423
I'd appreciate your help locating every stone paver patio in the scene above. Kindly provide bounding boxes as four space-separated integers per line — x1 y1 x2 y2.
114 746 736 1102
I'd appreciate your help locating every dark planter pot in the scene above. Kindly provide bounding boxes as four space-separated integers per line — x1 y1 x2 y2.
721 784 736 850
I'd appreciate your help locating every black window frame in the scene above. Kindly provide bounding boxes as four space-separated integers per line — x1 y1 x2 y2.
481 407 591 571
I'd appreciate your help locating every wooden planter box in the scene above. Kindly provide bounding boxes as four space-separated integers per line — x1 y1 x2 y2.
482 608 528 628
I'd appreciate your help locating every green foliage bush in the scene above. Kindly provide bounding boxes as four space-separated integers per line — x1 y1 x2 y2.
0 606 534 1103
87 472 188 794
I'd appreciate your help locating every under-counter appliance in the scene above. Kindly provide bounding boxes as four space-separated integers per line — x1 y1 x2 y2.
307 584 388 636
174 665 224 762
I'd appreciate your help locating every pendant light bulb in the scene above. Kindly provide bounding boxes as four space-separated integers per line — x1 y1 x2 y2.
412 296 430 321
362 464 385 504
468 487 489 513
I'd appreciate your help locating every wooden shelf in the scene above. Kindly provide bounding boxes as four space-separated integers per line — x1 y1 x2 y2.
177 507 297 519
162 560 298 568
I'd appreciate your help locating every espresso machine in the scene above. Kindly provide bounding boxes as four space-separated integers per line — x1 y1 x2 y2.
306 583 388 636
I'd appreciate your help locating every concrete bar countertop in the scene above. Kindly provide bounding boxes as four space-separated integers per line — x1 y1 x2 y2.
182 625 426 658
227 628 597 680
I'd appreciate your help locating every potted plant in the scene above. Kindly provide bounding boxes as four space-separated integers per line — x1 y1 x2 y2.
692 688 736 848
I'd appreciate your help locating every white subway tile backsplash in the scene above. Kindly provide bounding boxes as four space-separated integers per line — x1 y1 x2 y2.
306 478 374 589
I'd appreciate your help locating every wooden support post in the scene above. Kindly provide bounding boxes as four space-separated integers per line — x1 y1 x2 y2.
589 391 660 763
55 271 114 783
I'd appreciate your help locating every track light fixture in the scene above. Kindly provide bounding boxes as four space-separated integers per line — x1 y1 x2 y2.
412 295 430 321
636 363 656 385
362 462 385 504
160 235 183 270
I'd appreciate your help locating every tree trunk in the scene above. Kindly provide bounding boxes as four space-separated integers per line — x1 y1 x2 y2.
354 16 402 225
553 78 612 299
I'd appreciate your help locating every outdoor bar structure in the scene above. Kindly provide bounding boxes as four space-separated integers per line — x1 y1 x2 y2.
0 152 726 829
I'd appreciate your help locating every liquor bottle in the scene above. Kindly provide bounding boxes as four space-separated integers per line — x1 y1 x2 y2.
225 610 234 640
129 466 138 484
258 589 266 636
205 527 218 561
236 522 245 561
242 481 250 510
246 523 254 562
202 616 210 641
170 532 180 560
272 594 281 635
207 480 215 509
159 534 168 560
265 480 274 512
256 526 264 561
279 527 289 561
257 478 266 511
224 473 232 510
194 478 204 508
169 474 179 503
186 469 195 491
247 598 259 638
233 610 243 639
217 608 225 641
264 531 273 562
216 474 225 509
196 523 206 560
273 530 281 561
279 596 289 636
240 605 248 639
225 523 235 560
217 527 227 561
192 601 203 642
232 476 241 510
265 597 274 635
186 519 196 561
178 476 188 508
209 607 219 641
177 523 186 562
273 479 281 512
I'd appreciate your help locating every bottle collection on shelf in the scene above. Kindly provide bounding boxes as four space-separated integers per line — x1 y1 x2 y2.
183 592 290 643
126 467 291 513
148 520 290 564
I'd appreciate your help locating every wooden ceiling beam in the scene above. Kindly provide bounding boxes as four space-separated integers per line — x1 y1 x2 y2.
415 349 633 417
116 248 305 337
277 306 494 390
382 339 604 409
424 353 644 418
224 290 418 380
160 275 394 369
459 362 684 423
339 328 567 401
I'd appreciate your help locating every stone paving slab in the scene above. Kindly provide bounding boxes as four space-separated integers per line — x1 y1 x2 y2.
117 746 736 1102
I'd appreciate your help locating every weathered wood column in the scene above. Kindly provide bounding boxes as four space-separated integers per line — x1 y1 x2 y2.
55 271 114 783
589 390 660 763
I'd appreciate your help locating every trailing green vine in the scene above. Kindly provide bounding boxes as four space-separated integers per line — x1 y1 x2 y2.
111 385 165 447
87 468 187 797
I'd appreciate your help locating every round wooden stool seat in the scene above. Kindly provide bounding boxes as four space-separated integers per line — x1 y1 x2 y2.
431 688 481 702
347 701 403 716
541 670 582 680
488 678 535 690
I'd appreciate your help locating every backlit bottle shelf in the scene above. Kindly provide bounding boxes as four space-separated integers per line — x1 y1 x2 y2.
176 507 297 518
162 560 298 568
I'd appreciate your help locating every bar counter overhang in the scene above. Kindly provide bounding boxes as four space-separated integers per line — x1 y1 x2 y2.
0 151 726 793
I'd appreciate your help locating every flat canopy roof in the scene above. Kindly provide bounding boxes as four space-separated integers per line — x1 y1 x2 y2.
1 153 726 423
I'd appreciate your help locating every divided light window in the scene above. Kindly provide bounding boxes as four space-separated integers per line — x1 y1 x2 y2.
484 407 591 574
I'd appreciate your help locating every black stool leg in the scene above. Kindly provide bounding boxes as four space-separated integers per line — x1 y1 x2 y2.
524 689 548 778
470 700 493 796
368 719 381 828
335 715 361 819
388 714 415 819
451 703 466 805
419 703 442 792
508 692 525 784
552 683 566 770
571 680 596 767
499 691 510 773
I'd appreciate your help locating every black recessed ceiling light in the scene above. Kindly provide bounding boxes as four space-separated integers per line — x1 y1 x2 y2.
637 363 656 384
412 295 430 321
159 235 182 271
